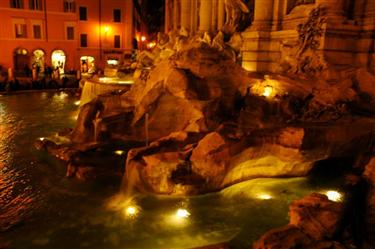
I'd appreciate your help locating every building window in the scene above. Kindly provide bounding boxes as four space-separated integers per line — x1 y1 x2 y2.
10 0 24 8
114 35 121 48
67 26 74 40
15 23 27 38
63 0 75 12
29 0 42 10
80 34 87 47
79 6 87 21
33 25 41 39
113 9 121 22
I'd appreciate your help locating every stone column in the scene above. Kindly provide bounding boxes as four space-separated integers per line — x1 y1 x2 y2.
173 0 178 30
211 0 218 31
217 0 225 29
199 0 212 32
180 0 191 30
316 0 345 16
165 0 171 33
251 0 274 30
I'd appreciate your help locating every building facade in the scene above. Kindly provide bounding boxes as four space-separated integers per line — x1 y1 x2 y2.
0 0 142 75
165 0 375 73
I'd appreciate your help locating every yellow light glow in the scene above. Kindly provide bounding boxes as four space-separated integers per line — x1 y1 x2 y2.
104 26 110 33
39 137 45 141
141 36 146 42
262 86 273 97
176 208 190 218
147 42 156 49
325 190 342 202
115 150 124 156
74 100 81 106
257 193 272 200
125 205 138 217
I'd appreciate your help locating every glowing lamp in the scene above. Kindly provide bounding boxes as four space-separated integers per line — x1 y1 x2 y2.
262 86 273 97
104 26 110 33
39 137 45 141
74 100 80 106
325 190 342 202
176 208 190 218
115 150 125 156
257 193 272 200
141 36 146 42
125 206 138 216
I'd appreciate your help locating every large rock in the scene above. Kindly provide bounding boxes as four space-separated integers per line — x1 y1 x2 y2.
190 132 230 187
221 144 314 187
289 193 343 240
253 194 345 249
253 225 313 249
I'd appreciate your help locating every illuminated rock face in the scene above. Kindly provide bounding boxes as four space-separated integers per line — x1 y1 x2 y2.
254 193 344 249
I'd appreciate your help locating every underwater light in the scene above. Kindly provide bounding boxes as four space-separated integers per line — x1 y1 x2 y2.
125 206 138 216
325 190 342 202
114 150 125 156
176 208 190 218
257 193 272 200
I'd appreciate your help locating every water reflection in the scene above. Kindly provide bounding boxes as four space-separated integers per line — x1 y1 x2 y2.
0 92 78 233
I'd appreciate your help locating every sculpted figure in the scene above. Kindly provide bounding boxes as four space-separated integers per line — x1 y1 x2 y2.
212 31 225 51
199 32 212 45
224 0 249 29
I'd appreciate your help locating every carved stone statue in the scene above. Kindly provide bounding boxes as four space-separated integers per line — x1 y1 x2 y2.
224 0 249 30
279 6 328 76
212 31 225 51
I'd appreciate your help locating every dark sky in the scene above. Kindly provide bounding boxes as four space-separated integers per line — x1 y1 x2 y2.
141 0 165 34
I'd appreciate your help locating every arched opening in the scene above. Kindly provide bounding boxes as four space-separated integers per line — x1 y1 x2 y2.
51 50 66 75
80 56 95 74
13 48 30 76
32 49 45 75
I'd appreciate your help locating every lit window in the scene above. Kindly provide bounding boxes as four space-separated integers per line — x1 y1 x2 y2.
113 9 121 22
67 26 74 40
114 35 121 48
63 0 75 13
29 0 42 10
33 25 41 39
10 0 23 8
79 6 87 21
15 23 27 38
80 34 87 47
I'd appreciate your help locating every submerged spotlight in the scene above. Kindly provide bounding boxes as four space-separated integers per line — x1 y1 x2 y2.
176 208 190 218
325 190 342 202
257 193 272 200
114 150 125 156
125 206 138 216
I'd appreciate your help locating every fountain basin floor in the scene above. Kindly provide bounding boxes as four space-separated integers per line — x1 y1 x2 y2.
0 92 344 249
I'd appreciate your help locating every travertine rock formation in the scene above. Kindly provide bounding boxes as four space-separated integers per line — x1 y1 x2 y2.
253 193 344 249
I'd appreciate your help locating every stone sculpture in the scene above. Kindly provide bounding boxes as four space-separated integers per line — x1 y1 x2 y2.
224 0 250 30
280 5 328 76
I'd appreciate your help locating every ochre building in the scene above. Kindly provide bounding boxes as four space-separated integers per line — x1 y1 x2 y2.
0 0 142 75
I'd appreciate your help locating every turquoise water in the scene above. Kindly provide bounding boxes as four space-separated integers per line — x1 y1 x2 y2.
0 92 343 249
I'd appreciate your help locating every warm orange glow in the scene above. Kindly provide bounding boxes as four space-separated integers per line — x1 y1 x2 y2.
147 41 156 49
141 36 146 42
104 26 110 33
